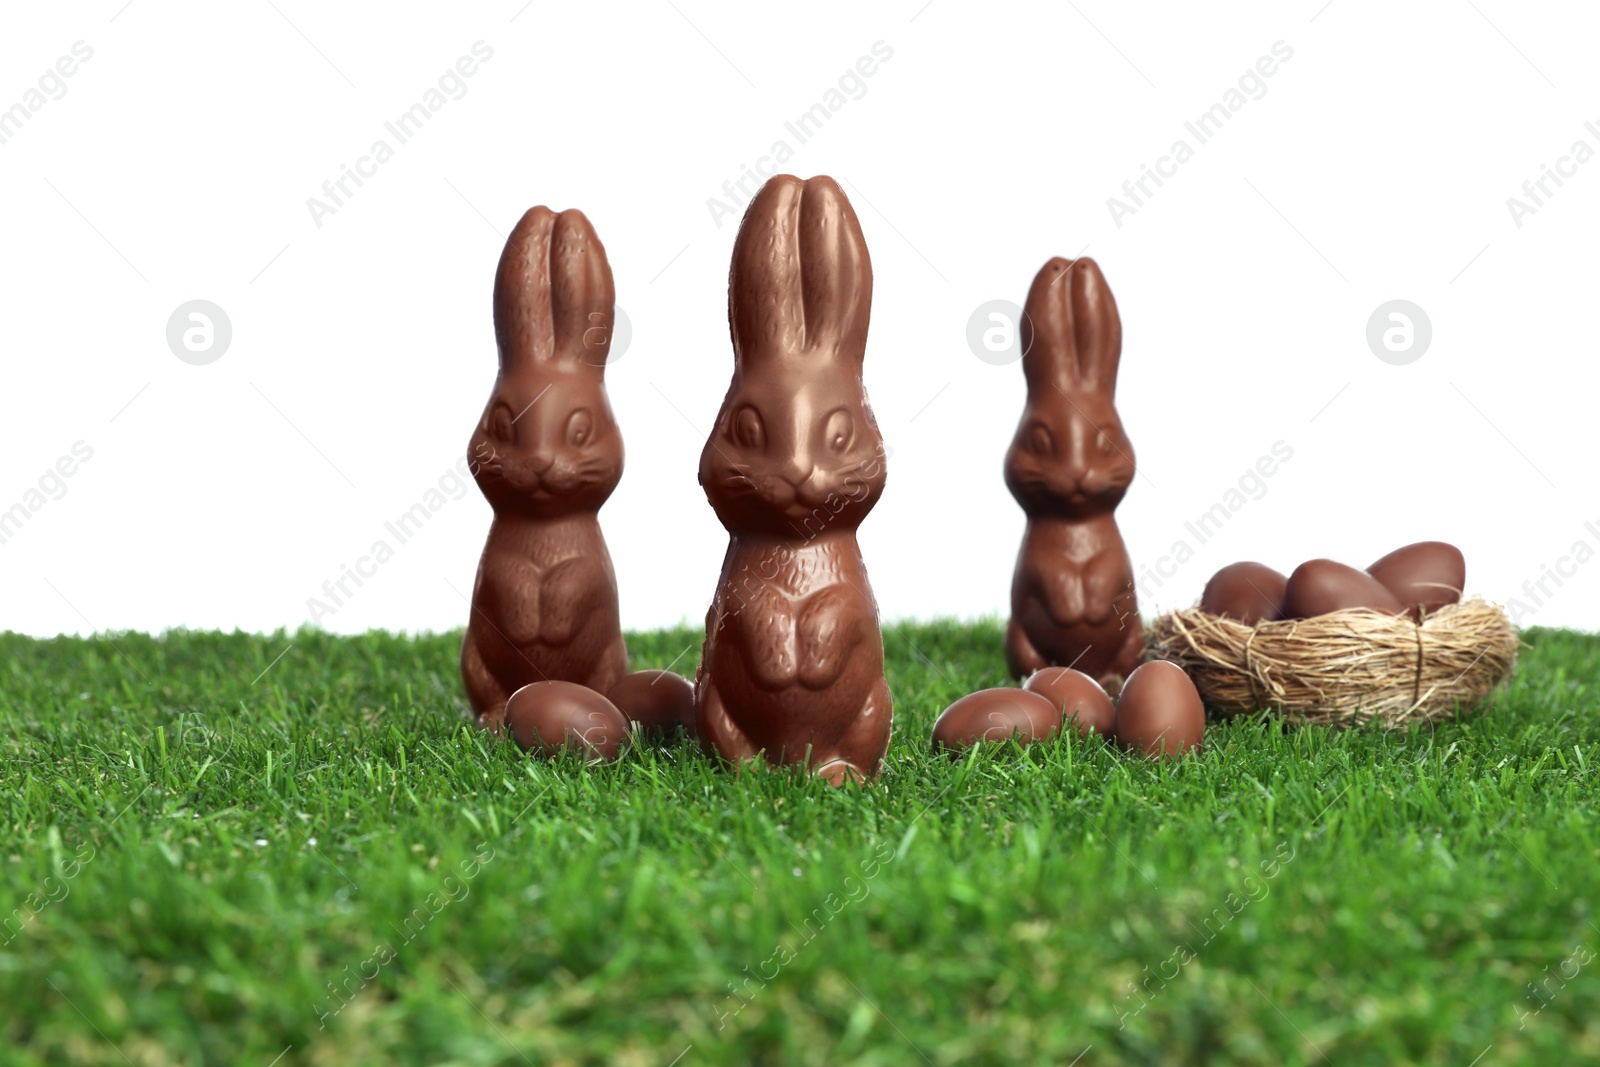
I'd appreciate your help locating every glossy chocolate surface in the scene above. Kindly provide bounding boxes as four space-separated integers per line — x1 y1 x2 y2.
1201 562 1289 625
505 680 629 761
1367 541 1464 620
1023 666 1116 739
461 207 629 729
609 669 696 736
931 687 1062 754
1005 257 1143 688
1282 558 1404 619
1114 660 1204 759
694 174 892 785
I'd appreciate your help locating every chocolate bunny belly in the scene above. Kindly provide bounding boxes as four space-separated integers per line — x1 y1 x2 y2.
472 515 626 693
1011 520 1140 682
702 538 880 758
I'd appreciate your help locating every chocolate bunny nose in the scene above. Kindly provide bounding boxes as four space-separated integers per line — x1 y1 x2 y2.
779 463 817 497
1079 468 1113 493
528 451 555 474
1043 465 1080 493
784 467 825 505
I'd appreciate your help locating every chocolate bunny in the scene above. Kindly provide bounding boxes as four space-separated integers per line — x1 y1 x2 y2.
1004 257 1143 688
461 206 629 729
695 174 892 784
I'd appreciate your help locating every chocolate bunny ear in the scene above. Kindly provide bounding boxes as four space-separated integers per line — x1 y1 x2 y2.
1020 256 1123 395
494 206 615 374
729 174 872 364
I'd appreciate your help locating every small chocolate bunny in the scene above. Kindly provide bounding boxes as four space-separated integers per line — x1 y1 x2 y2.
1004 257 1143 688
695 174 892 784
461 206 629 729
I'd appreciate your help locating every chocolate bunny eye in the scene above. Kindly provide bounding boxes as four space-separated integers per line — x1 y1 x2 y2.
1028 423 1054 456
823 409 853 453
733 406 765 450
567 408 594 447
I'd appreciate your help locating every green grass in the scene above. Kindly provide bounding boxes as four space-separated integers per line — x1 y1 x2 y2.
1 622 1598 1067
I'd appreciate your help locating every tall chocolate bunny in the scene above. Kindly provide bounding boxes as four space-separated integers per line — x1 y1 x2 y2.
695 174 892 784
1004 257 1143 688
461 206 629 729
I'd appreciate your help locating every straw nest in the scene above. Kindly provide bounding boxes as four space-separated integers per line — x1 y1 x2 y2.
1145 598 1518 727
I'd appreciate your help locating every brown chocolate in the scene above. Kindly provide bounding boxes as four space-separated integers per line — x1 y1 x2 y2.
694 175 892 786
1004 257 1143 689
931 687 1063 754
460 207 631 730
608 670 696 736
1367 541 1464 620
1282 559 1405 619
1023 666 1116 738
504 680 629 761
1114 660 1204 759
1200 561 1288 625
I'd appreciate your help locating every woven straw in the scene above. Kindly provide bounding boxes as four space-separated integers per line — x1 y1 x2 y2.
1145 598 1518 727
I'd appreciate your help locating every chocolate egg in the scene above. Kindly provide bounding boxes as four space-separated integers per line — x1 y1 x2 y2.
1113 660 1204 759
504 681 628 761
1281 559 1405 619
1023 667 1116 738
931 688 1063 755
607 670 696 737
1367 541 1465 620
1200 561 1288 625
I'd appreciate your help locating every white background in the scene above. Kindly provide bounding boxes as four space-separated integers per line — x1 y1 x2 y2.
2 0 1597 638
